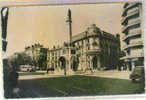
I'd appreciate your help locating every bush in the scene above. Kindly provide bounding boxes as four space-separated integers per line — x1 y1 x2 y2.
3 59 19 98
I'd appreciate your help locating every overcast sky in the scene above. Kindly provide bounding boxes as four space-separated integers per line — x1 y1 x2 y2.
0 3 124 57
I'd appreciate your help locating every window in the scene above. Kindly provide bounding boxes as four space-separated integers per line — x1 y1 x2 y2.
71 50 76 54
63 49 66 54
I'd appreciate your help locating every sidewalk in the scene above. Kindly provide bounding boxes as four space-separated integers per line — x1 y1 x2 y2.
18 70 131 80
82 70 131 80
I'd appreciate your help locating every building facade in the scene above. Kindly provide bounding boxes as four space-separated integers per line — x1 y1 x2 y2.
47 24 120 73
121 2 144 71
24 44 45 68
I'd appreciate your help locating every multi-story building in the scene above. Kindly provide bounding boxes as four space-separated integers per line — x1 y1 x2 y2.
38 47 48 70
121 2 144 71
47 24 120 73
47 45 75 74
25 44 42 58
24 44 44 68
72 24 120 71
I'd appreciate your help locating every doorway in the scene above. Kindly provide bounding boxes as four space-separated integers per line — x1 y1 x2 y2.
59 56 66 75
92 56 98 69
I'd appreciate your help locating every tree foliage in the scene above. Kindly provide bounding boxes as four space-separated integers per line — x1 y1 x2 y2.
17 52 32 65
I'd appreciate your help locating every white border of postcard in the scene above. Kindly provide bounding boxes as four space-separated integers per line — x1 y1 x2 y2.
0 0 145 100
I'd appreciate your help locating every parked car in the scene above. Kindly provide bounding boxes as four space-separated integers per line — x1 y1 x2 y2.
20 65 35 72
103 66 111 70
130 66 145 83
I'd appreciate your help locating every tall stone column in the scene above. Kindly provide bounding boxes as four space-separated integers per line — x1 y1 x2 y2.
66 9 73 75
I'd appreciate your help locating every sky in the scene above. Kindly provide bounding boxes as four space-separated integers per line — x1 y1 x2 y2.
0 3 124 57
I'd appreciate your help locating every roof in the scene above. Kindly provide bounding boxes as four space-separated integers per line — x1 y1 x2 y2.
72 24 118 42
72 32 86 42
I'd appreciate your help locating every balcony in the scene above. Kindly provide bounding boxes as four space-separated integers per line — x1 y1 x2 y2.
122 18 141 33
86 49 101 55
126 3 138 10
123 41 143 50
121 8 139 24
128 18 141 26
129 52 144 58
122 3 138 14
122 29 141 41
120 52 144 60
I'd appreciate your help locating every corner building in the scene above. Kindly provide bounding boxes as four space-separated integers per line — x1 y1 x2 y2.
47 24 120 73
121 2 144 71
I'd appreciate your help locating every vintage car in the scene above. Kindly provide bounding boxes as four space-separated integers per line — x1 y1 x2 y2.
20 65 35 72
130 66 145 83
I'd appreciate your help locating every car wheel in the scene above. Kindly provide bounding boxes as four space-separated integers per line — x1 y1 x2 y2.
132 79 136 83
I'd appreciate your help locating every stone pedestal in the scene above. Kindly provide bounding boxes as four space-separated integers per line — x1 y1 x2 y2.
131 61 135 71
98 56 101 69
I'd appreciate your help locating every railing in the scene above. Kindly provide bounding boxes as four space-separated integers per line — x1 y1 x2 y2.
129 52 144 58
121 8 139 24
130 41 143 45
127 8 139 16
123 41 143 50
122 19 141 32
122 29 141 40
121 52 144 60
86 49 101 54
126 3 138 10
128 18 141 26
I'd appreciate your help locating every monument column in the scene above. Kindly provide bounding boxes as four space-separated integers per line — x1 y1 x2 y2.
66 9 73 75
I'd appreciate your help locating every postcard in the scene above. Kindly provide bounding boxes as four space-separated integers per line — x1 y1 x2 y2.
0 0 145 100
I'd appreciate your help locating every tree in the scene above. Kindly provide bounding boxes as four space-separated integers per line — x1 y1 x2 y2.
14 52 33 67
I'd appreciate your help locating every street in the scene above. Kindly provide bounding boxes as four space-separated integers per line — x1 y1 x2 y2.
12 73 144 98
18 70 131 80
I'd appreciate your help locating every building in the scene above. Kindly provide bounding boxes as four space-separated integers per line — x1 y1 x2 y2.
38 47 48 70
72 24 120 71
121 2 144 71
47 24 120 74
47 45 75 74
24 43 44 68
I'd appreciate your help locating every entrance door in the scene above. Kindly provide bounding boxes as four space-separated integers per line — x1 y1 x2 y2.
128 62 132 71
92 56 97 69
73 57 79 71
59 56 66 75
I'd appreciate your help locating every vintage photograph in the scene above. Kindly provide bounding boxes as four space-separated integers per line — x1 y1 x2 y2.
1 1 145 99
